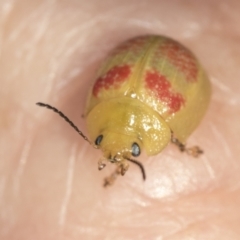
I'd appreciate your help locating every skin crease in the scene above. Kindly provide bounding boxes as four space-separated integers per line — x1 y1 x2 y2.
1 0 240 239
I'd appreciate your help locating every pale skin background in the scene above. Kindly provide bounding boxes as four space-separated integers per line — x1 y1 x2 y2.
1 0 240 239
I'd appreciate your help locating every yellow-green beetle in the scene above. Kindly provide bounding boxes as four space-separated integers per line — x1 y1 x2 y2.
37 35 211 187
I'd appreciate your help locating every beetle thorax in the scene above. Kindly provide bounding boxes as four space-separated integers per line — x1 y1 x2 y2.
86 97 171 156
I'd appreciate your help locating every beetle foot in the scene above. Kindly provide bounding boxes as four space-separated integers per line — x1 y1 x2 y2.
103 163 129 187
119 162 129 176
103 174 116 187
98 159 107 170
186 146 203 157
171 136 203 157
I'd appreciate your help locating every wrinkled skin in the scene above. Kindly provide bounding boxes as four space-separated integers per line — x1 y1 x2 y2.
1 0 240 239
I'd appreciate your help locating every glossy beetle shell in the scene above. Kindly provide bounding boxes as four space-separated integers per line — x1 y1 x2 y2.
85 35 211 159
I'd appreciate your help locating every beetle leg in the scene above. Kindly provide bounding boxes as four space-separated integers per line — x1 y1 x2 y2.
171 136 203 157
103 162 129 187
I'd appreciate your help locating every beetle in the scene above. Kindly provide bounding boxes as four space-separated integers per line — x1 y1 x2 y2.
37 35 211 187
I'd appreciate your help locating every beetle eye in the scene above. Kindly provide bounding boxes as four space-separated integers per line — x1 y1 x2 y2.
132 142 140 157
95 135 103 146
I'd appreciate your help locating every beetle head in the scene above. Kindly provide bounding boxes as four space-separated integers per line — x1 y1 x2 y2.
94 131 145 180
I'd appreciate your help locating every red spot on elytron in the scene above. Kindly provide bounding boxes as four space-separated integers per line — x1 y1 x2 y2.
160 41 198 82
93 65 131 97
145 71 185 113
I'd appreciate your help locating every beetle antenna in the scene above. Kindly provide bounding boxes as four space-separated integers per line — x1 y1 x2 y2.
36 102 91 144
125 157 146 181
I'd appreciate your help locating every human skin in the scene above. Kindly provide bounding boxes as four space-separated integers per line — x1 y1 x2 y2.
1 0 240 239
